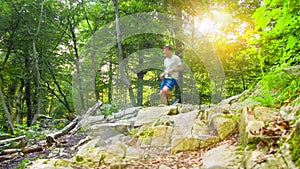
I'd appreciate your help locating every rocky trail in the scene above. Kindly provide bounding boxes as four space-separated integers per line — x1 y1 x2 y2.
1 67 299 169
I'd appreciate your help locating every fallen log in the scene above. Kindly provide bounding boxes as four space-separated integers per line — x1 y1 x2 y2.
84 100 103 117
0 148 21 156
47 100 103 145
70 100 103 134
46 117 80 146
0 135 25 146
0 153 19 162
21 146 43 154
0 146 43 156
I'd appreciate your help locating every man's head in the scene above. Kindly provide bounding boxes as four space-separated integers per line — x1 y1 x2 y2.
163 46 173 58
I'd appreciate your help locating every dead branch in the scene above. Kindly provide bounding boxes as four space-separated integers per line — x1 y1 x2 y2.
0 153 19 162
46 100 103 145
70 100 103 134
84 100 103 117
0 146 43 156
21 146 43 154
0 135 25 146
71 136 91 151
46 117 80 146
0 149 21 156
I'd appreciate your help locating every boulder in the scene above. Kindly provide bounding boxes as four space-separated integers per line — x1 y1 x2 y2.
242 150 264 169
203 144 242 169
209 116 236 140
167 105 179 115
133 106 169 126
230 98 260 113
239 107 264 146
191 118 210 137
245 120 264 143
135 125 173 148
179 104 199 114
242 150 290 169
253 106 276 121
125 146 145 161
150 126 173 147
89 123 132 138
171 136 219 154
172 110 200 139
280 104 300 121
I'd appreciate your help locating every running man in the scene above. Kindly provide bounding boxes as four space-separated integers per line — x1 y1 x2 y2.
159 46 183 105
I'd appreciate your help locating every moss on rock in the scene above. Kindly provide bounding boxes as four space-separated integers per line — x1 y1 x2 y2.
289 119 300 167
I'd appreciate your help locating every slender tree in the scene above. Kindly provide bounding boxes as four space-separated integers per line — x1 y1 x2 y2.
112 0 136 107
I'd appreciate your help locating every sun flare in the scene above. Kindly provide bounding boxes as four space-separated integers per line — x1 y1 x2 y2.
194 10 229 35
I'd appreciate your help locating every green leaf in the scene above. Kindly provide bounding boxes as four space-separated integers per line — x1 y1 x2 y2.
286 36 297 50
253 7 270 31
273 14 293 32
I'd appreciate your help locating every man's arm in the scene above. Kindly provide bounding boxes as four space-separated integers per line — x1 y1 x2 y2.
160 72 166 79
171 64 183 73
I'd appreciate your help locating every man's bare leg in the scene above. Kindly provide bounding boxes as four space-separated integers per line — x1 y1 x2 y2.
160 86 172 105
160 90 167 105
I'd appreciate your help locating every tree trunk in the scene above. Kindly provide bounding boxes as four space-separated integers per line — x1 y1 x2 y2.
69 13 85 113
32 37 41 123
83 0 109 101
108 54 113 103
137 55 145 106
112 0 136 107
0 88 14 134
24 54 33 127
30 0 44 125
16 78 24 124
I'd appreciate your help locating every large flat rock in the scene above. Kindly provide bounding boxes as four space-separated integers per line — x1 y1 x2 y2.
203 144 242 169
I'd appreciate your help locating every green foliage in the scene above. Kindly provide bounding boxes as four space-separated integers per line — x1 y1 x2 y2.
0 0 298 143
16 154 44 169
223 114 239 123
251 67 300 107
14 123 45 141
52 103 72 119
251 0 300 68
128 128 138 136
154 119 164 127
138 128 154 139
100 103 118 117
98 154 106 166
16 158 31 169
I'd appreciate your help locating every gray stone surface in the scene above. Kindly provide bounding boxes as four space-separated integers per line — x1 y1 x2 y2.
89 123 131 138
218 93 243 105
133 106 169 126
253 106 276 121
179 104 199 114
203 144 241 169
150 126 173 147
172 110 199 139
230 98 260 113
210 116 236 140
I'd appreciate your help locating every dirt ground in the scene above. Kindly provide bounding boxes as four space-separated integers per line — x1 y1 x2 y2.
0 133 87 169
